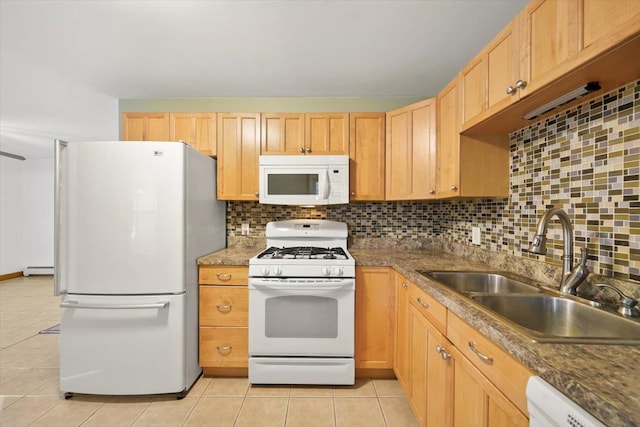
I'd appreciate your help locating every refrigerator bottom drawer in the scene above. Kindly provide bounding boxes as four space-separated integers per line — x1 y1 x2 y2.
59 294 191 395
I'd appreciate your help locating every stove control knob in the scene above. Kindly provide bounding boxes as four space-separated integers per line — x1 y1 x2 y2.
321 267 331 276
261 267 270 276
273 267 283 276
333 267 344 276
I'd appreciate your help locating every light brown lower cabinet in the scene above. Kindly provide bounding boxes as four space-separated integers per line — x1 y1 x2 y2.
393 270 532 427
449 344 528 427
355 267 396 373
199 266 249 370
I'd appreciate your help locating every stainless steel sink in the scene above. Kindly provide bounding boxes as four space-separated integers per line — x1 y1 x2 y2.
420 271 542 294
469 294 640 344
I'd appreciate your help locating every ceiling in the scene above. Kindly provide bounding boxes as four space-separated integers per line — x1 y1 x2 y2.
0 0 528 159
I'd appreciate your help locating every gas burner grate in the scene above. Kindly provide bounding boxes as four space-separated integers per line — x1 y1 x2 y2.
257 246 348 260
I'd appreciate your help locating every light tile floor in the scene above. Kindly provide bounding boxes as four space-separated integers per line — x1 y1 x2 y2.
0 276 419 426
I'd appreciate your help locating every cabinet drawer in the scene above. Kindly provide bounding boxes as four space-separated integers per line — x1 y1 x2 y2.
199 265 248 285
199 327 248 368
447 311 533 415
200 286 248 327
408 282 447 334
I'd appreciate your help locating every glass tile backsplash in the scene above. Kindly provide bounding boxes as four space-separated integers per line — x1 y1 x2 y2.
227 80 640 283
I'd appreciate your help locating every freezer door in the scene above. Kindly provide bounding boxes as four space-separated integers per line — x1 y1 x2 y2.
59 294 195 395
57 141 186 295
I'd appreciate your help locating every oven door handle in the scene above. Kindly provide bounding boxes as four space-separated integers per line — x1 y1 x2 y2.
249 278 354 291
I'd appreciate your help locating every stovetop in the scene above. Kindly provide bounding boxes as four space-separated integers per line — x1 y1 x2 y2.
249 219 355 278
257 246 349 261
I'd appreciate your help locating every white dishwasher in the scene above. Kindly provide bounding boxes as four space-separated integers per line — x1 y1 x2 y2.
526 377 605 427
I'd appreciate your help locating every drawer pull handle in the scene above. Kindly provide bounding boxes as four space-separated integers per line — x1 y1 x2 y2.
436 345 451 360
417 297 429 309
216 274 232 281
216 346 232 353
468 341 493 364
216 304 232 312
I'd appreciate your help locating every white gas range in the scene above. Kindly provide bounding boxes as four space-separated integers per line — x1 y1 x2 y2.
248 219 355 385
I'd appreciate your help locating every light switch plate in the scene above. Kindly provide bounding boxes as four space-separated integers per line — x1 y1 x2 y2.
471 227 481 245
241 223 250 236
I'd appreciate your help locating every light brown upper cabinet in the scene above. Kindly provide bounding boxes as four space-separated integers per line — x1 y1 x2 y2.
216 113 260 201
121 113 169 141
462 0 640 132
386 99 437 201
260 113 305 155
169 113 217 157
460 20 520 129
437 76 509 199
305 113 350 155
349 113 385 201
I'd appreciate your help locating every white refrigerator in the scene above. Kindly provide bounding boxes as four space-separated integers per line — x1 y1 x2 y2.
54 140 225 398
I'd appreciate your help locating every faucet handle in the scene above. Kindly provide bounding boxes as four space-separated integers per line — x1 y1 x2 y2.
596 284 639 317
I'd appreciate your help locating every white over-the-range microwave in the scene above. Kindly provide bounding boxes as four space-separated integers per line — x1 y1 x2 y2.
258 155 349 205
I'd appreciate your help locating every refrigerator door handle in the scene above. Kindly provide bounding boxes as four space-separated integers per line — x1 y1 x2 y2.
54 139 69 296
60 301 170 310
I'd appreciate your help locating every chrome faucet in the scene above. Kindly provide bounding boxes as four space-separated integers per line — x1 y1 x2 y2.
527 208 589 295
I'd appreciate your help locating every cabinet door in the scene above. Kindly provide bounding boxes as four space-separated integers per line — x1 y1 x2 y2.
349 113 385 201
217 113 260 200
409 305 429 426
519 0 580 96
304 113 349 155
386 99 436 200
261 113 305 155
169 113 216 156
450 346 528 427
355 267 395 370
121 113 169 141
582 0 640 52
394 272 411 394
461 19 519 130
199 327 248 368
436 78 460 198
199 286 248 327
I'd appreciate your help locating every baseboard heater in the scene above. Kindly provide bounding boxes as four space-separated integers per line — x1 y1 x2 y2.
23 266 54 276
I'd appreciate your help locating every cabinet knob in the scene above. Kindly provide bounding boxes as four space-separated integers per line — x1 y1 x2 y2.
506 86 516 95
401 282 408 289
299 147 305 153
450 185 458 191
305 147 312 153
255 192 259 197
436 345 451 360
428 189 435 195
515 79 527 89
351 191 355 196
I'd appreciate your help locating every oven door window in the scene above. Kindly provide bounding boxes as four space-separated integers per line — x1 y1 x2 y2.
265 295 338 338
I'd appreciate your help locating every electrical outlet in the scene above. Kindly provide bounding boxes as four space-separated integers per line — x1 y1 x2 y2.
241 223 250 236
471 227 481 245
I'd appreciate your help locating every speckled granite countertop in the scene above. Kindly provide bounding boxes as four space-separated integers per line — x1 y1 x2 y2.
198 245 640 427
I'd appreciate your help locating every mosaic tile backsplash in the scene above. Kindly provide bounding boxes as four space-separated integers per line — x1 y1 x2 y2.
227 81 640 283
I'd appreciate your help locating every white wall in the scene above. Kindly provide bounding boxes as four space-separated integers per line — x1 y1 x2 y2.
0 157 24 274
0 50 118 275
0 157 55 275
22 159 54 269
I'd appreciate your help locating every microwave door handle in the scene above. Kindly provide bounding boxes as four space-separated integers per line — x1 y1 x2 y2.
318 169 330 200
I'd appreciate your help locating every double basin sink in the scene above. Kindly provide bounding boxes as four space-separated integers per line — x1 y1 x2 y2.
419 271 640 344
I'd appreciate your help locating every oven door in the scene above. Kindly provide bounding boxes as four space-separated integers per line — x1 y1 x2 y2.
248 278 354 357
